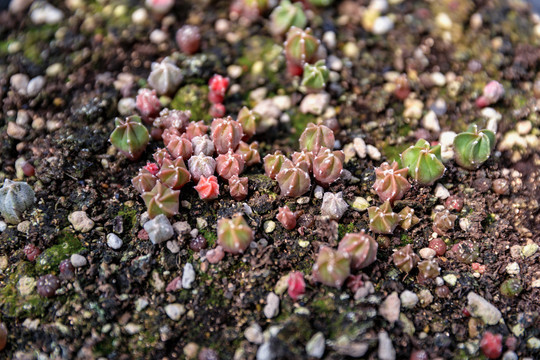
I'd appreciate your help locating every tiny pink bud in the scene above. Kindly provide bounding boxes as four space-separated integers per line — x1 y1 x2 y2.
276 205 296 230
287 271 305 301
216 149 245 180
209 103 226 118
480 332 503 359
136 88 161 121
229 175 248 201
194 175 219 200
166 134 193 160
211 116 244 154
176 25 201 55
209 74 229 96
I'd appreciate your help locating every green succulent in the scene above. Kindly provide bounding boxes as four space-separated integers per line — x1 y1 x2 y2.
270 0 307 36
401 139 445 185
301 60 329 91
110 115 150 161
453 124 495 170
308 0 334 6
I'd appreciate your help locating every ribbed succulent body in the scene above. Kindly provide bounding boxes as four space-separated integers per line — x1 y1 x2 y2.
392 244 419 273
0 180 36 224
338 231 378 270
432 209 457 236
153 148 172 166
148 57 183 95
157 158 191 190
264 151 293 179
217 215 254 254
185 121 209 140
176 25 201 55
236 141 260 166
299 123 334 153
287 271 306 301
145 0 174 14
276 162 311 197
398 206 419 230
136 89 161 121
188 154 216 181
141 181 180 218
291 151 314 172
166 134 193 160
368 201 400 234
270 0 307 36
211 117 244 154
453 125 495 170
401 139 445 185
418 259 440 279
191 135 215 156
321 192 348 220
162 127 181 146
237 107 260 140
229 175 248 200
312 246 351 288
133 168 158 194
153 109 190 130
284 27 321 70
276 205 296 230
194 175 219 200
208 74 229 104
301 60 329 90
313 147 344 186
109 115 150 161
373 161 411 204
216 150 245 180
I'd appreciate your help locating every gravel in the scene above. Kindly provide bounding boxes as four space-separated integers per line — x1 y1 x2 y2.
70 254 87 267
306 332 325 358
182 263 195 289
144 214 174 245
467 292 502 325
107 233 123 250
263 292 280 319
379 292 400 323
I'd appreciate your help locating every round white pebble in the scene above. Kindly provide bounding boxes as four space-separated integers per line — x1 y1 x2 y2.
107 233 123 250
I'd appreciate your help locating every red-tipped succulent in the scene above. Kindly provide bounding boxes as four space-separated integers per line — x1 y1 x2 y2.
211 116 244 154
153 109 190 130
157 158 191 190
291 151 314 172
313 147 344 186
208 74 229 104
217 214 254 254
188 154 216 181
237 106 260 140
287 271 306 301
299 123 334 154
136 89 161 121
176 25 201 55
144 162 159 176
153 148 172 166
194 175 219 200
337 230 378 270
312 246 351 288
166 134 193 160
276 205 296 230
229 175 248 201
368 201 401 234
392 244 419 273
216 149 245 180
235 141 261 166
264 151 294 180
141 181 180 218
109 115 150 161
185 120 209 140
276 162 311 197
191 135 215 156
133 168 158 194
373 161 411 204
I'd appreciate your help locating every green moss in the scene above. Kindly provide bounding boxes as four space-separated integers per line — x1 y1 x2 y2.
382 142 409 165
171 84 210 122
400 233 413 245
338 222 357 239
237 36 283 87
117 205 138 233
22 24 59 64
199 228 217 248
35 230 83 274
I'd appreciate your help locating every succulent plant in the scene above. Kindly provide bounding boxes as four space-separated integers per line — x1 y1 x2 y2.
185 120 209 140
287 271 306 301
299 123 335 153
166 134 193 160
373 161 411 204
264 151 294 180
162 127 181 146
291 151 314 172
133 168 158 194
313 147 344 186
194 175 220 200
394 74 410 100
136 88 162 121
229 175 248 201
284 27 322 71
235 141 261 166
276 205 296 230
476 80 504 108
312 246 351 288
141 181 180 218
148 57 183 95
176 25 201 55
0 179 36 224
401 139 445 185
276 162 311 197
216 149 245 180
208 74 229 104
211 116 244 154
153 148 172 166
368 201 401 234
308 0 333 6
230 0 269 21
392 244 419 273
110 115 150 161
500 278 523 297
36 274 60 298
432 209 457 235
191 135 215 156
24 243 41 262
145 0 174 15
453 124 495 170
188 154 216 181
269 0 307 36
321 192 349 220
144 162 160 175
398 206 419 230
451 241 479 264
209 103 226 118
418 259 440 279
301 60 329 91
157 158 191 190
217 214 254 254
153 108 190 130
338 230 378 270
237 106 260 140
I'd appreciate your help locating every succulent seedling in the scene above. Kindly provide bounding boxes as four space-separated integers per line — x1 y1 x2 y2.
284 27 322 76
398 206 419 230
110 115 150 161
453 124 495 170
166 134 193 160
401 139 445 185
313 147 344 186
216 150 245 180
392 244 419 273
141 181 180 218
321 192 348 220
136 89 161 121
133 168 158 194
157 158 191 190
229 175 249 201
276 162 311 197
191 135 215 156
176 25 201 55
432 209 457 236
301 60 329 91
188 154 216 182
368 201 400 234
338 230 378 270
237 107 260 140
299 123 334 153
211 116 244 154
217 214 254 254
276 205 296 230
373 161 411 204
264 151 293 180
185 120 209 140
269 0 307 36
235 141 260 166
312 246 351 288
194 175 220 200
148 57 183 95
0 179 36 224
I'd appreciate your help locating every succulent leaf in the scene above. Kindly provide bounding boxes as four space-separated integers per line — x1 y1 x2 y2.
401 139 445 185
217 215 254 254
453 124 495 170
110 115 150 161
338 230 378 270
312 246 351 288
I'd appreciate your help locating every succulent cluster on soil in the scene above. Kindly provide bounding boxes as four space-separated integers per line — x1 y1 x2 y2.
1 0 540 359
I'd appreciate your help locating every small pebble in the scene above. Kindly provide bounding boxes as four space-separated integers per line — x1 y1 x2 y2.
418 289 433 307
244 323 263 344
419 248 436 260
183 342 199 359
400 290 418 308
434 184 450 199
264 221 276 233
297 196 310 205
422 110 440 133
467 292 502 325
164 303 186 321
144 214 174 245
182 263 195 289
430 72 446 87
0 221 6 232
366 145 381 160
167 240 180 253
353 137 367 158
7 122 27 140
443 274 457 286
149 29 167 44
70 254 87 267
131 8 148 25
306 332 325 358
263 292 280 319
107 233 123 250
299 93 330 115
522 243 538 258
505 262 520 275
379 292 400 323
30 2 64 24
378 331 396 360
372 16 394 35
314 185 324 199
68 211 95 233
351 197 369 211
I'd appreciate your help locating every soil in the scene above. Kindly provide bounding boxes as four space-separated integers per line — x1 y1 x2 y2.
0 0 539 359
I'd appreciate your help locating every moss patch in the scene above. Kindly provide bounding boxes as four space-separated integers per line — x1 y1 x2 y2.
35 230 83 274
171 84 210 122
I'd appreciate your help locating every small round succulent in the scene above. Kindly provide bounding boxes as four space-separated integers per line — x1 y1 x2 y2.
176 25 201 55
166 134 193 160
500 278 523 297
185 120 209 140
235 141 260 166
398 206 419 230
321 192 348 220
401 139 445 185
284 27 322 71
264 151 294 180
338 230 378 270
209 103 226 118
276 162 311 197
312 246 351 288
36 274 60 297
216 150 245 180
162 127 181 146
157 158 191 190
153 108 190 130
276 205 296 230
148 57 183 95
373 161 411 204
132 168 158 194
24 243 41 262
230 0 269 21
269 0 307 36
0 179 36 224
194 175 220 200
392 244 419 273
136 88 161 121
476 80 504 108
432 209 457 236
110 115 150 161
287 271 306 301
299 123 335 154
191 135 215 156
229 175 248 201
145 0 174 15
188 154 216 182
217 214 254 254
453 124 495 170
301 60 329 91
59 259 75 280
451 241 479 264
237 106 260 140
211 116 244 154
368 201 401 234
313 148 344 186
291 151 314 172
418 259 440 279
208 74 229 104
141 181 180 218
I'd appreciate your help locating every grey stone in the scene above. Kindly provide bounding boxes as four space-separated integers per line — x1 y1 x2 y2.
182 263 195 289
467 292 502 325
144 214 174 245
306 332 325 358
378 331 396 360
264 292 280 319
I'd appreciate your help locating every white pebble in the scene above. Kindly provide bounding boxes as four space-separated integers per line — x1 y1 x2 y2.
505 262 520 275
353 137 367 158
366 144 381 160
434 184 450 199
0 221 7 232
264 292 280 319
164 303 185 321
419 247 436 260
26 76 45 97
422 110 440 133
70 254 87 267
107 233 123 250
306 332 325 358
144 214 174 245
131 8 148 25
149 29 167 44
182 263 196 289
314 185 324 200
430 72 446 87
400 290 418 308
372 16 394 35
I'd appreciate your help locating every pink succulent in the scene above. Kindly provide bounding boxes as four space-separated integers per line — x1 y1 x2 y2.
291 151 314 172
136 88 161 122
176 25 201 55
276 205 296 230
480 332 503 359
166 134 193 160
476 80 504 108
162 127 182 146
153 108 190 130
144 162 160 176
216 149 245 180
194 175 219 200
373 161 411 204
188 154 216 181
299 123 335 153
235 141 260 166
338 230 378 270
217 214 253 254
263 151 294 180
228 175 248 201
153 148 172 166
287 271 305 301
145 0 174 15
191 135 215 156
209 103 226 118
313 147 344 186
237 106 259 140
312 246 351 288
209 74 229 97
185 120 209 140
276 162 311 197
157 158 191 190
141 181 180 218
211 116 244 154
133 168 158 194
